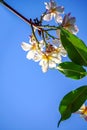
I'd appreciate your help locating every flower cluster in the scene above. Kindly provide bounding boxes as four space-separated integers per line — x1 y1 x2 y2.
21 0 79 72
21 34 66 72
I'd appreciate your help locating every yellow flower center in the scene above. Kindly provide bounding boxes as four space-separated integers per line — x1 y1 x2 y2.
31 43 37 50
50 8 57 13
42 53 52 61
82 107 87 115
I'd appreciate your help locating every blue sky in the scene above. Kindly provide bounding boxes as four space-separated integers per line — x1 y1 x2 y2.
0 0 87 130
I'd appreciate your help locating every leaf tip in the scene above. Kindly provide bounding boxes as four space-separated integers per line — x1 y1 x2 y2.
57 118 62 127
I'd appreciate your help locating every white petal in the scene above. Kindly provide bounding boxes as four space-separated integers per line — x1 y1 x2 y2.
59 44 67 57
39 40 45 50
76 104 86 114
39 59 47 66
55 14 63 23
26 51 35 60
44 2 51 10
80 104 86 110
33 53 41 62
39 60 48 72
49 61 56 68
69 25 79 34
52 56 61 64
42 64 48 72
21 42 31 51
43 13 52 21
60 48 67 57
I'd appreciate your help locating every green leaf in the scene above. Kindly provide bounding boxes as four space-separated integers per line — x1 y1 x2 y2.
58 86 87 127
57 62 86 80
60 28 87 66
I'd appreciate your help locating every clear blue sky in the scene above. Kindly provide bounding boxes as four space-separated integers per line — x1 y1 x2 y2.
0 0 87 130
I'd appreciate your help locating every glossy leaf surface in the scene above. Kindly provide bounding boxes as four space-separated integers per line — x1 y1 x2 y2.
58 62 86 79
58 86 87 126
60 28 87 66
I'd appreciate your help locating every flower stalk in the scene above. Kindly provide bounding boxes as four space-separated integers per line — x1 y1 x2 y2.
31 24 40 49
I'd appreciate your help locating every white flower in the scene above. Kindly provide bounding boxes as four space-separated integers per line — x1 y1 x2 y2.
43 0 64 23
76 104 87 121
39 52 61 73
62 13 79 34
21 42 41 62
39 44 66 72
58 44 67 57
52 39 67 57
21 35 42 62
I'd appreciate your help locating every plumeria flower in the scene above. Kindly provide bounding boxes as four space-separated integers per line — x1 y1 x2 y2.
21 35 43 62
52 38 67 57
39 51 61 73
43 0 64 23
76 104 87 121
39 44 66 72
62 13 79 34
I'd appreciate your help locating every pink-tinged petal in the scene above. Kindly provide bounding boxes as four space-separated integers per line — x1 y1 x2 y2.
72 25 79 34
80 114 87 120
57 6 64 14
43 13 52 21
21 42 31 51
62 14 69 25
68 25 79 34
50 1 57 8
69 17 76 24
84 116 87 121
62 13 79 34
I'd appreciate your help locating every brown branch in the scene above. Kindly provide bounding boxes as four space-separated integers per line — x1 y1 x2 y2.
1 1 39 27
